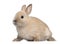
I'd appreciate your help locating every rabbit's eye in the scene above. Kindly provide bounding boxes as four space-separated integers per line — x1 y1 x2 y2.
21 16 24 19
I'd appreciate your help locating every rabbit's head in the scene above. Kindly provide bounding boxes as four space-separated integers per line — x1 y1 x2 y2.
13 4 32 27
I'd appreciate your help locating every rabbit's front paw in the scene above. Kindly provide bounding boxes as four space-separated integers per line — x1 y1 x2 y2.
13 38 20 41
13 36 23 41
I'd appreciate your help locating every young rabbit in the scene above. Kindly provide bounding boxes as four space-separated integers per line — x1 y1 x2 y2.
13 4 55 41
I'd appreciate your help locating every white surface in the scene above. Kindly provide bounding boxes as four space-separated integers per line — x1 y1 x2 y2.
0 0 60 44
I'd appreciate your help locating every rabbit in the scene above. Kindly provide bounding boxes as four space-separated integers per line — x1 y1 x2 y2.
13 4 55 41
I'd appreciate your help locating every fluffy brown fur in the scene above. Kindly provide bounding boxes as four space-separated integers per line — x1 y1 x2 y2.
13 4 55 41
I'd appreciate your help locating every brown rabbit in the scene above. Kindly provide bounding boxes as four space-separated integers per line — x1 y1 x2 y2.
13 4 55 41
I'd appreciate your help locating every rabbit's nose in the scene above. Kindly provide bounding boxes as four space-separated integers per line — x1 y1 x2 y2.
13 20 17 22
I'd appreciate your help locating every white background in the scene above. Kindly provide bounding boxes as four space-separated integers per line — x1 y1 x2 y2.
0 0 60 44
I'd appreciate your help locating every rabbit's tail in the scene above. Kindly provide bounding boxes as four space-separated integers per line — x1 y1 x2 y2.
47 37 56 41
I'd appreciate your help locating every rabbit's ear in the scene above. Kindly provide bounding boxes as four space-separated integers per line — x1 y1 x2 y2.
21 5 26 11
26 4 32 15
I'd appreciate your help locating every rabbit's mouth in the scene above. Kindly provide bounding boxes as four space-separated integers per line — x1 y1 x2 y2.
13 20 17 25
13 22 17 25
13 21 22 26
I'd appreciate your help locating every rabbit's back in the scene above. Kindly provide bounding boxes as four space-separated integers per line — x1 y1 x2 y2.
30 17 52 38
